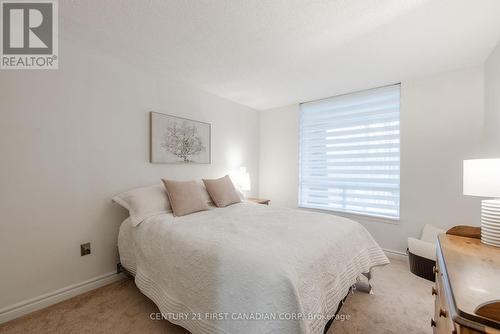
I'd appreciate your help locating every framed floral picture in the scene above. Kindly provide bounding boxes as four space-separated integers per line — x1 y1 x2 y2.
150 112 211 164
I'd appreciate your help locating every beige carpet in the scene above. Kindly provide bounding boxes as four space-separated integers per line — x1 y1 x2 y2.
0 258 433 334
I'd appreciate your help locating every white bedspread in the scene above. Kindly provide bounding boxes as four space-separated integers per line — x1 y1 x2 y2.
121 202 389 334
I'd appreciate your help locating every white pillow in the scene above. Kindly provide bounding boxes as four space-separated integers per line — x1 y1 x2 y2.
113 184 171 226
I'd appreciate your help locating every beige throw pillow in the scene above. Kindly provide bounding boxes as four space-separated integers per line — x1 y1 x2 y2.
162 179 210 217
203 175 241 207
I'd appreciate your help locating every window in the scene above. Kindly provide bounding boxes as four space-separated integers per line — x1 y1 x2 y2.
299 84 400 219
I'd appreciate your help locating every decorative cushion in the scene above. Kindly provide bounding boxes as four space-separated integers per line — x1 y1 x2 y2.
112 184 171 226
407 224 445 261
162 179 210 216
197 181 214 205
420 224 445 243
408 237 436 261
203 175 241 207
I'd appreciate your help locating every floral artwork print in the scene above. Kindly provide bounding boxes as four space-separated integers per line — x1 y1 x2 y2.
150 112 211 164
160 121 206 162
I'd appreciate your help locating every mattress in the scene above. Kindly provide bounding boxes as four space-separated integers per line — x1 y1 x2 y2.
117 217 137 275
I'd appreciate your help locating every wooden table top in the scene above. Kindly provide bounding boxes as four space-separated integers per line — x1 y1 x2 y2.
438 234 500 325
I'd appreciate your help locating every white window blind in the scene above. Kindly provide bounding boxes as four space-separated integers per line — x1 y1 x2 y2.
299 84 400 219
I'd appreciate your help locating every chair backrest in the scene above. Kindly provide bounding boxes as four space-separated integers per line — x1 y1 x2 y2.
420 224 446 243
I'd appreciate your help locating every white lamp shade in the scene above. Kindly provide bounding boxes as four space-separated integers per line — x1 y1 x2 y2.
229 167 251 192
463 159 500 198
238 170 251 191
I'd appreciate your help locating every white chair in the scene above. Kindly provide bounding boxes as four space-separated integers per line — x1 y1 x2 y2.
407 224 445 281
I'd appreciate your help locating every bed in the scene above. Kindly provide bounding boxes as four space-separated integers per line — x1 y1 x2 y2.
117 200 389 334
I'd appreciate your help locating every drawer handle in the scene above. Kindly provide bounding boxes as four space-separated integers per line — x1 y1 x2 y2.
431 287 438 296
431 318 437 327
433 266 439 274
439 308 448 318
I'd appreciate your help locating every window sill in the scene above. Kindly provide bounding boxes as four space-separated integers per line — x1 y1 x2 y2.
298 205 400 225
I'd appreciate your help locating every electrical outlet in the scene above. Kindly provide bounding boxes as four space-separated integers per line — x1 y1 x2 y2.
80 242 91 256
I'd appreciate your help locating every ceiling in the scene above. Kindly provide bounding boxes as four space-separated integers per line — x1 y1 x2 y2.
60 0 500 110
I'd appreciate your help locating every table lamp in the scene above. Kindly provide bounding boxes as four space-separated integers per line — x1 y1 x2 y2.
230 167 251 192
463 159 500 247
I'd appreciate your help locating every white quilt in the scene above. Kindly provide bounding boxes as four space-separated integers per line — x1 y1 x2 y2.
120 202 389 334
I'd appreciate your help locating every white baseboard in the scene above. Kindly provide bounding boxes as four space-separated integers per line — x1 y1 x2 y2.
0 271 125 324
383 248 408 261
0 249 405 324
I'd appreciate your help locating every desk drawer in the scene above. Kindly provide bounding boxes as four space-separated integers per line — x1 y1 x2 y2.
433 264 456 334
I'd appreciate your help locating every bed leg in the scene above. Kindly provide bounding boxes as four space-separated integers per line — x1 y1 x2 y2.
116 262 134 278
355 271 373 294
354 281 373 294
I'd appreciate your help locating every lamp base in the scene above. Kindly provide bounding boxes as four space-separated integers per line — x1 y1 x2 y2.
481 199 500 247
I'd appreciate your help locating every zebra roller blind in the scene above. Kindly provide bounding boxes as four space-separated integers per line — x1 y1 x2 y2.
299 84 400 219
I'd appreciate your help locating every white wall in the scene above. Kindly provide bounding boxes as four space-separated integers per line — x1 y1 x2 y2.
259 104 299 207
259 67 485 253
485 41 500 152
0 39 259 311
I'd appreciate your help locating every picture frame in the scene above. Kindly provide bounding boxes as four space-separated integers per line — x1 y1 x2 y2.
150 111 211 164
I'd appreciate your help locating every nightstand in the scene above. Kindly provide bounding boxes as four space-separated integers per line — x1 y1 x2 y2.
246 198 270 205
